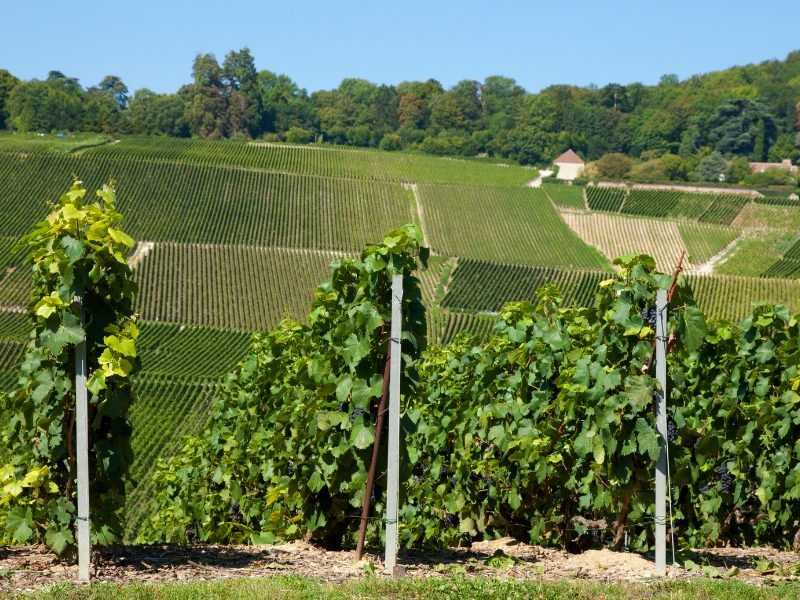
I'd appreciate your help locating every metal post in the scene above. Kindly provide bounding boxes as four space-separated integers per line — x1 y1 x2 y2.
654 290 668 576
75 299 90 582
384 274 403 576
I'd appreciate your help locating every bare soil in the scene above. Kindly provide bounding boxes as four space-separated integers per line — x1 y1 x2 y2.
1 539 797 593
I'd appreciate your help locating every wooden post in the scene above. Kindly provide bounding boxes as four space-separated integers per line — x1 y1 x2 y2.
384 274 402 576
654 290 668 577
355 349 391 560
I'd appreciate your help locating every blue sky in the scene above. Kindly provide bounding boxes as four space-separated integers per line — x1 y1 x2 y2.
3 1 798 94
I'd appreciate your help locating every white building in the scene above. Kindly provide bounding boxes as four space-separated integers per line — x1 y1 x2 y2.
553 149 585 181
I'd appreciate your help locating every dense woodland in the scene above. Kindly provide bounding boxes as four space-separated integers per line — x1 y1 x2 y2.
1 48 799 183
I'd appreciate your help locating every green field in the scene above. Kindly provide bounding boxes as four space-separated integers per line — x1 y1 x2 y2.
442 259 606 312
419 185 608 267
3 135 800 541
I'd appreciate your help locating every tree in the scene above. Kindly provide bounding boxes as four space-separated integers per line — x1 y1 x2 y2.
0 69 20 129
707 98 777 158
697 151 729 182
7 76 84 132
767 133 799 163
184 53 227 138
595 153 632 179
97 75 129 110
222 48 262 137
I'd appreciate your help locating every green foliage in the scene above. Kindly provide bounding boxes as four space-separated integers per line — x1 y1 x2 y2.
668 303 800 546
595 153 632 179
141 224 427 546
0 179 138 554
146 246 800 551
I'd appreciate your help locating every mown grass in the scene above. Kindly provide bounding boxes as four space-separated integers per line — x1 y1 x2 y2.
0 131 113 154
20 575 800 600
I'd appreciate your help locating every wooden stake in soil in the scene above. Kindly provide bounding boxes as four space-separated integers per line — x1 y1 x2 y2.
385 274 403 576
654 289 668 577
355 349 391 561
75 298 90 582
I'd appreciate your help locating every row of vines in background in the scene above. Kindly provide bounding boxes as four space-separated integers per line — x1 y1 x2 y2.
584 186 751 226
142 245 800 552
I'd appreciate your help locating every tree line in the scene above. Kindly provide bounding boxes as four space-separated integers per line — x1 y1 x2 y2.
1 48 799 174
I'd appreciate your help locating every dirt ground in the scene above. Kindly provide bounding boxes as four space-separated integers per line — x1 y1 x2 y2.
1 538 797 594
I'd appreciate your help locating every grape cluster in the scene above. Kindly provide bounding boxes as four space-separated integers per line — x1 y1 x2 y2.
442 513 455 528
371 484 382 503
185 528 196 542
666 418 678 443
716 461 735 494
286 462 296 476
640 307 658 329
336 402 347 413
230 500 242 524
350 407 366 422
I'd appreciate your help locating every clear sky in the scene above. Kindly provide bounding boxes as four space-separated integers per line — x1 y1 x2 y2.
3 1 798 94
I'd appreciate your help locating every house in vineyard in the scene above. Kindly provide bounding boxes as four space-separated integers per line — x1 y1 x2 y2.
553 149 585 181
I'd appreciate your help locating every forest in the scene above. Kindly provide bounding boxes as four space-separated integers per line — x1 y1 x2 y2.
0 48 799 181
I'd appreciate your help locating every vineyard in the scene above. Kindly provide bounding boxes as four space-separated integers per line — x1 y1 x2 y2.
560 212 739 271
441 259 605 312
542 183 585 209
134 243 343 330
3 136 800 553
417 185 608 267
51 135 536 187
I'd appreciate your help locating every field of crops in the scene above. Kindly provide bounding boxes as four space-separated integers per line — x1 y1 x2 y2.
762 236 800 278
686 273 800 321
542 183 585 209
134 243 343 330
126 376 219 536
621 190 750 225
0 154 417 249
427 308 497 344
560 212 738 271
442 258 606 312
586 186 626 212
732 202 800 231
73 135 536 187
419 185 608 267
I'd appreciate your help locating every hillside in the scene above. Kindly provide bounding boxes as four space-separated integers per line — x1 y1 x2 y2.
2 135 800 538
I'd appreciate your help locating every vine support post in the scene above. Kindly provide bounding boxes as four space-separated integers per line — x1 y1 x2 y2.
384 274 403 576
654 289 668 577
75 297 90 582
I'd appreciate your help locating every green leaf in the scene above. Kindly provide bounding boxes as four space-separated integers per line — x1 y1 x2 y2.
681 306 707 352
624 375 653 409
108 227 135 248
635 418 660 461
573 428 594 457
60 236 84 264
45 527 74 555
350 419 375 450
7 507 33 543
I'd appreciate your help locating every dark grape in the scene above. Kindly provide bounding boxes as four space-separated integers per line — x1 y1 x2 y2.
350 407 366 422
185 528 196 542
413 475 424 484
231 500 240 514
336 402 347 412
649 308 658 328
443 513 454 528
700 486 711 493
666 418 678 443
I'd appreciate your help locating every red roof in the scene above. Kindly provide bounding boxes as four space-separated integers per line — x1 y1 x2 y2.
554 149 584 165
